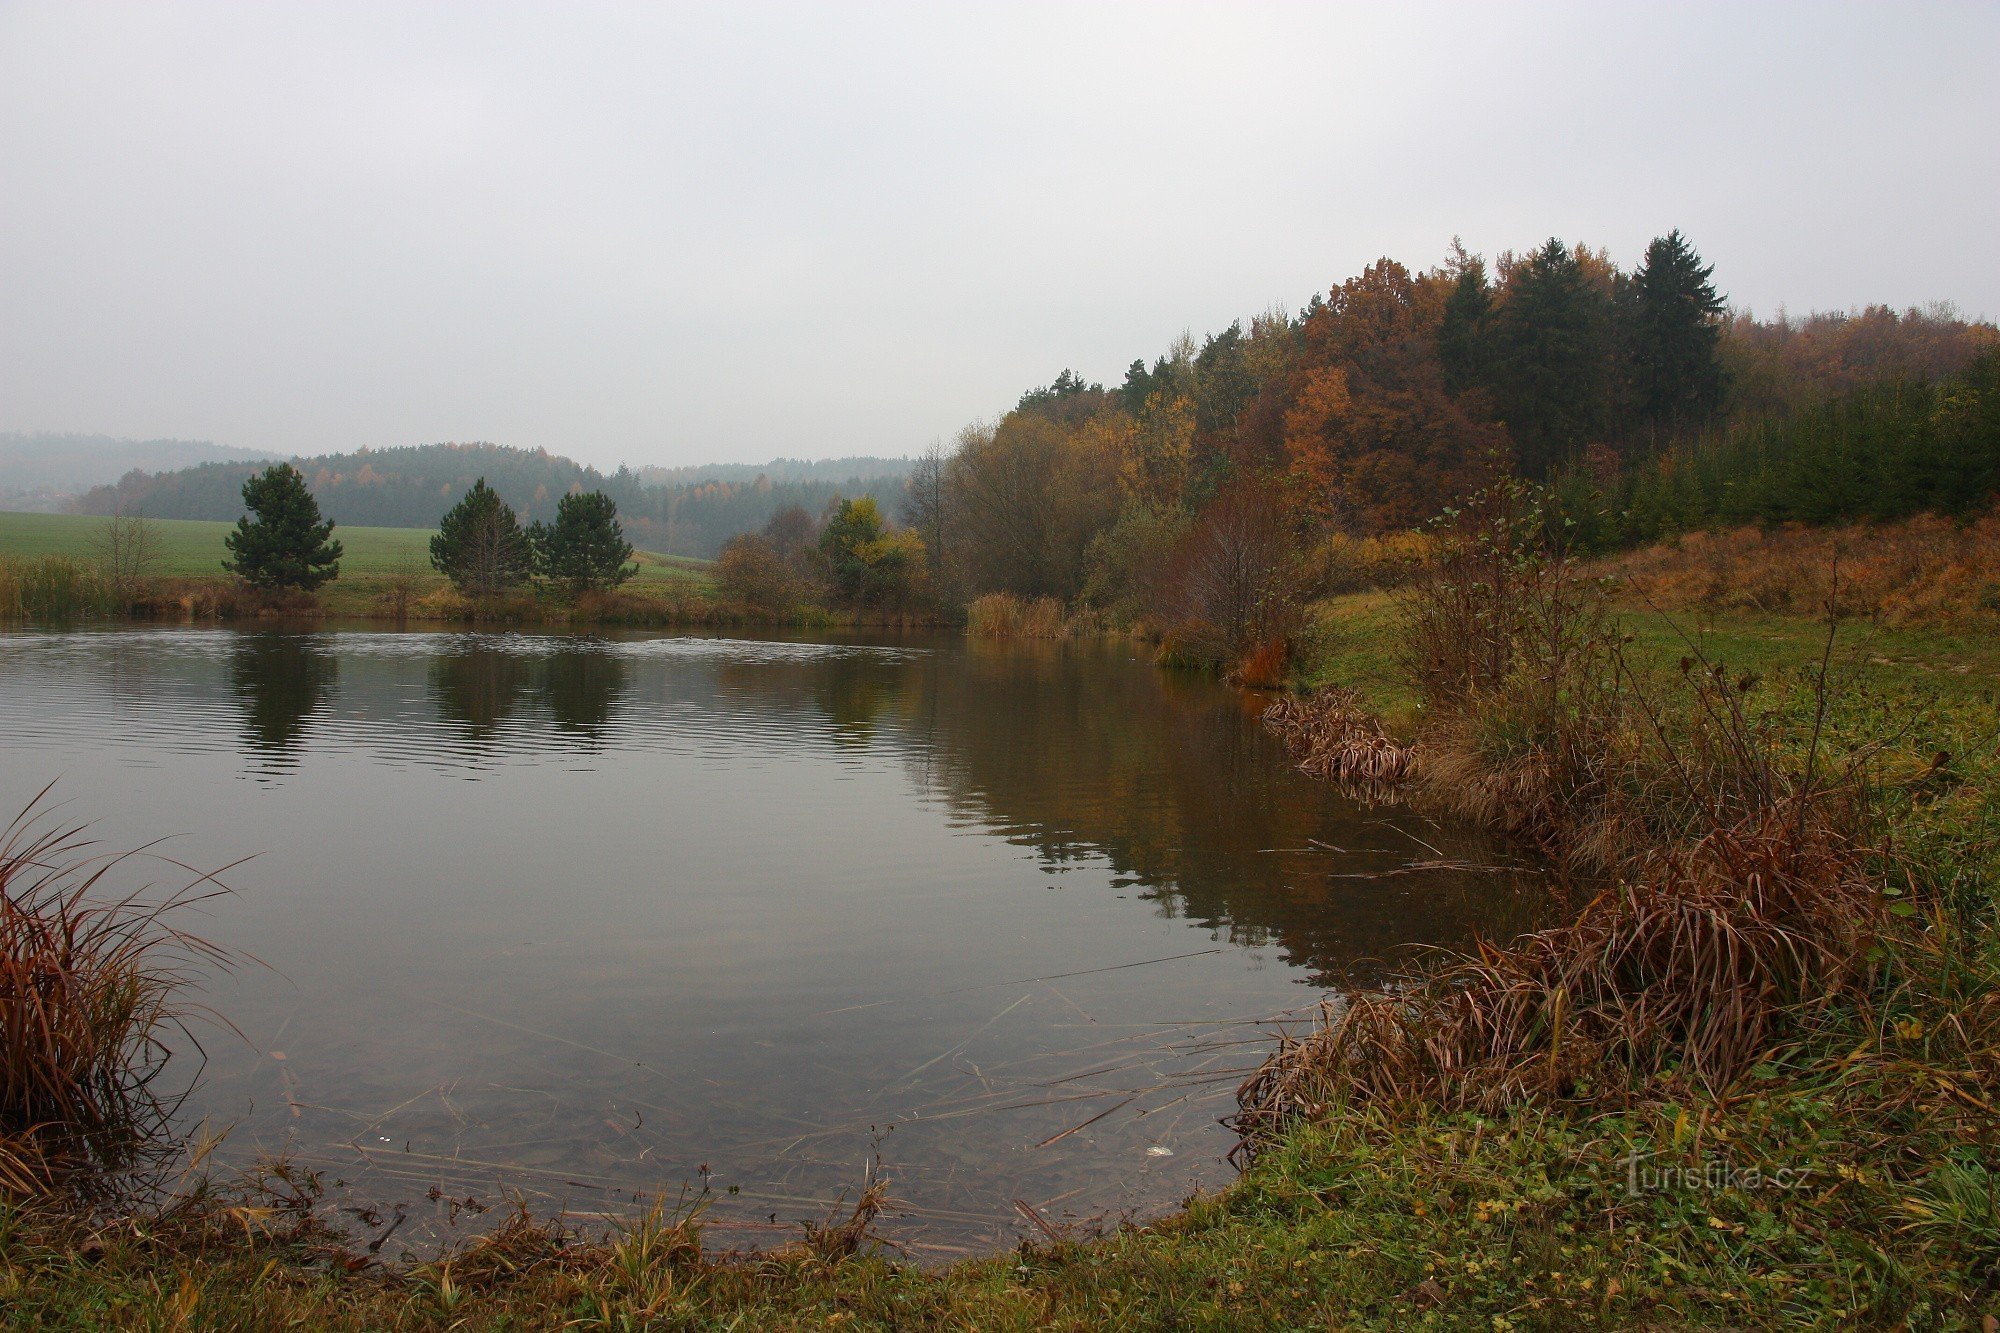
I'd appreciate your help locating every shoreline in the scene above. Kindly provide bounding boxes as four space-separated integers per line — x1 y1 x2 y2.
4 589 1997 1327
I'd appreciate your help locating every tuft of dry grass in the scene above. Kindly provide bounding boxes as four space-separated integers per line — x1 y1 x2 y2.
1262 689 1415 794
1232 794 1881 1156
0 789 235 1189
966 592 1069 639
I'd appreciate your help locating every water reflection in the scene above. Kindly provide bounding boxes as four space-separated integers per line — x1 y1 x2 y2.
228 633 338 765
543 644 629 739
429 643 529 738
0 624 1543 1251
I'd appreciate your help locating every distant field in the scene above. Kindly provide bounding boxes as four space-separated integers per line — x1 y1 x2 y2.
0 510 708 585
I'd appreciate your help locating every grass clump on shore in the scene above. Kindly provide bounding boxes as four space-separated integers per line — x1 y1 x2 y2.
0 792 233 1198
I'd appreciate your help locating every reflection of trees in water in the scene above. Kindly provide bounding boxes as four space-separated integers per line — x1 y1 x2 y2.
773 638 1541 986
542 646 629 740
228 634 338 761
429 646 529 738
808 654 900 744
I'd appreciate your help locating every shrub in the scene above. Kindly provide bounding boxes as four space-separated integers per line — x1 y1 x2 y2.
715 533 796 614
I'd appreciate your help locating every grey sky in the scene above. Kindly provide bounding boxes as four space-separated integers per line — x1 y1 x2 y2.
2 2 1994 470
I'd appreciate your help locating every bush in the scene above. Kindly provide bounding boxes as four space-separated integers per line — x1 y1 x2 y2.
715 533 796 614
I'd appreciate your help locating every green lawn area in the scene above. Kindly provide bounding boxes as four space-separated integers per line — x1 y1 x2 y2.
1298 589 2000 726
0 510 708 586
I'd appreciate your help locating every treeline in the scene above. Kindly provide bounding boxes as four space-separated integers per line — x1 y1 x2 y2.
894 230 1997 663
76 442 914 559
1573 349 2000 546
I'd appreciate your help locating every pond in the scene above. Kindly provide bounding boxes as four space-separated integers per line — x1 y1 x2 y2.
0 625 1538 1257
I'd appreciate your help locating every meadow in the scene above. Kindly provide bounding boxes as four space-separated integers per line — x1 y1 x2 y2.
0 510 709 585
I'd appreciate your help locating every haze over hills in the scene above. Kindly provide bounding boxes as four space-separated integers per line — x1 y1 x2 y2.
49 438 914 560
0 432 275 512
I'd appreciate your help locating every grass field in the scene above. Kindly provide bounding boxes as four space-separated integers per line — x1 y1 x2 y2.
0 509 709 586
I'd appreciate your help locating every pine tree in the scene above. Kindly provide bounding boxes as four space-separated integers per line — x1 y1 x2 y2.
528 490 636 598
430 478 533 597
222 463 343 591
1632 229 1727 427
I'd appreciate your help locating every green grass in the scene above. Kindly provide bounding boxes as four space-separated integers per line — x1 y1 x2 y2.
0 509 710 588
1297 590 2000 723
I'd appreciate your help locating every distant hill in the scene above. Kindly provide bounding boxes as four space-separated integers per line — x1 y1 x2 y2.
636 456 915 487
73 441 916 559
0 432 273 512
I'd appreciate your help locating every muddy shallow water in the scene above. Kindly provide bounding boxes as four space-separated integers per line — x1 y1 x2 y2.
0 624 1538 1257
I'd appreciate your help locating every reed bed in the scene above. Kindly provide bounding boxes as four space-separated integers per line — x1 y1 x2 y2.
0 556 113 622
0 789 234 1190
1262 689 1416 792
965 592 1068 639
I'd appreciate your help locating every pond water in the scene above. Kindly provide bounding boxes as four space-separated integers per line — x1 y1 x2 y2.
0 625 1537 1257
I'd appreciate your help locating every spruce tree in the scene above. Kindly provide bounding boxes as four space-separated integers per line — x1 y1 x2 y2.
1632 229 1728 427
1438 259 1494 395
528 490 636 598
222 463 343 591
1493 239 1617 477
430 478 533 597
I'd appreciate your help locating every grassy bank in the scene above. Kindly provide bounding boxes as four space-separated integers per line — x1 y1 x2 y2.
0 509 739 625
4 551 1997 1327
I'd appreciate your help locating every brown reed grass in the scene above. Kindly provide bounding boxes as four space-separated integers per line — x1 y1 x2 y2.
0 788 236 1190
1262 689 1416 792
966 592 1069 639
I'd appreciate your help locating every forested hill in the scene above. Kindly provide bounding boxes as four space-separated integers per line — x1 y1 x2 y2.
0 432 273 512
76 442 915 559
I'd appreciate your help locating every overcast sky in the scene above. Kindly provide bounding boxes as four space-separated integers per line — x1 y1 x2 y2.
2 2 1995 470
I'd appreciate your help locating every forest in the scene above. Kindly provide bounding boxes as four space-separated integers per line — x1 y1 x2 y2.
74 442 914 560
821 232 2000 663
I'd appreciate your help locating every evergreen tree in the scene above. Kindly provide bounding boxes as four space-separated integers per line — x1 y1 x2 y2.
1437 258 1494 395
1493 239 1617 477
222 463 343 590
529 490 636 597
430 478 533 597
1631 229 1728 427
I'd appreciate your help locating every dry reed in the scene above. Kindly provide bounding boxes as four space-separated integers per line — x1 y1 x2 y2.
0 788 235 1190
1262 690 1416 793
966 592 1069 639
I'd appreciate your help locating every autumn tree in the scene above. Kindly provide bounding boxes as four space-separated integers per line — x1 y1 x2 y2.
223 463 344 591
1156 480 1302 664
945 412 1122 599
817 496 925 606
92 507 162 607
1281 259 1505 531
431 478 532 597
715 532 796 612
